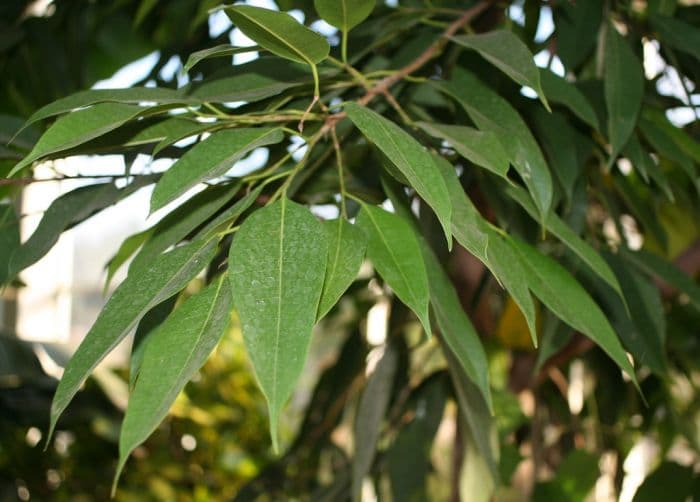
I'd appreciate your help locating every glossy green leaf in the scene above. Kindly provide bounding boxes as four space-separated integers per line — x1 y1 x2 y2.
416 122 510 178
352 342 398 501
511 238 637 383
0 204 20 284
225 5 330 65
604 23 644 165
539 69 600 130
437 68 553 218
150 128 283 213
356 204 431 336
317 218 367 320
346 103 452 245
451 30 549 109
115 276 232 488
49 238 218 440
651 15 700 63
228 198 328 451
314 0 375 32
183 44 261 73
11 103 149 176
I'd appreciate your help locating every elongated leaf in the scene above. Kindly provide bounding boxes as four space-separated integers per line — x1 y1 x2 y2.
314 0 375 32
510 238 637 383
356 204 431 335
642 108 700 165
604 23 644 165
124 117 218 155
9 178 153 280
623 134 674 201
346 103 452 245
10 103 149 176
352 342 398 501
639 116 697 187
150 128 283 212
228 198 328 451
196 184 264 240
115 276 232 487
317 218 367 319
451 30 549 109
104 229 153 293
184 44 261 73
225 5 330 65
417 122 510 178
49 238 218 440
651 15 700 63
0 204 20 284
539 69 600 130
553 0 603 70
437 69 553 218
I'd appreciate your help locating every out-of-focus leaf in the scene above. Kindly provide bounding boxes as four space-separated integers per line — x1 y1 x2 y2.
183 44 261 73
228 198 328 451
314 0 375 32
639 116 698 189
633 462 695 502
651 15 700 63
623 134 674 201
352 342 398 501
346 103 453 246
539 69 600 130
417 122 510 178
604 23 644 165
150 128 283 212
0 204 20 284
49 238 218 440
554 0 603 70
451 30 549 109
115 276 232 488
437 68 553 218
356 204 431 336
317 218 367 319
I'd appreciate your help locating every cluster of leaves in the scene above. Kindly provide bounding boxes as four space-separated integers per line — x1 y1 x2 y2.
3 0 700 499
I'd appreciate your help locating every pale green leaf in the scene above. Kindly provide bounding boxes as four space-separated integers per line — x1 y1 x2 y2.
436 68 553 218
355 204 431 336
346 103 453 246
451 30 549 110
317 218 367 319
416 122 510 178
314 0 375 32
115 276 232 487
539 69 600 130
150 128 283 213
228 198 328 451
605 23 644 165
225 5 330 65
49 238 218 440
184 44 261 73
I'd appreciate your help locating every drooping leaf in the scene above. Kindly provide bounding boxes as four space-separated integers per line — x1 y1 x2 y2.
651 15 700 63
623 134 674 201
317 218 367 320
346 102 453 245
125 117 219 155
115 276 232 487
510 238 637 383
183 44 261 73
539 69 600 130
642 108 700 165
436 68 553 218
553 0 603 70
228 198 328 451
639 115 697 188
10 103 151 176
352 342 398 502
604 23 644 165
150 128 283 213
0 204 20 284
195 184 264 240
104 229 153 293
314 0 375 32
450 30 549 109
49 238 218 440
356 204 431 336
417 122 510 178
225 5 330 66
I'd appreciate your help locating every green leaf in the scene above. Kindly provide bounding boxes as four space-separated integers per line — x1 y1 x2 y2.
150 128 283 213
0 204 20 284
10 103 149 176
125 117 219 155
317 218 367 320
115 276 232 489
651 15 700 63
553 0 603 70
450 30 549 110
195 184 264 240
356 204 431 335
436 68 553 218
104 229 153 294
9 179 153 280
352 342 398 502
345 103 453 246
539 69 600 130
183 44 261 73
510 238 637 383
604 23 644 165
416 122 510 178
228 198 328 451
642 108 700 165
639 115 697 188
314 0 375 32
225 5 330 66
633 462 695 502
623 134 674 201
49 238 218 441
